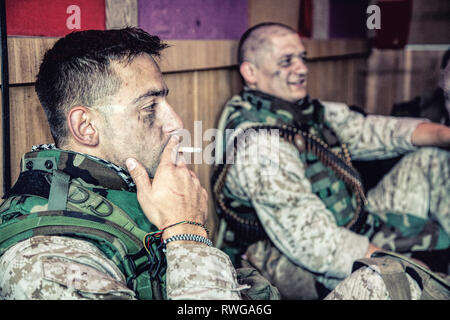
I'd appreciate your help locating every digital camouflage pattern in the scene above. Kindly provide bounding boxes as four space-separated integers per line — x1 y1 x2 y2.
0 147 244 300
325 264 422 300
0 236 247 300
165 243 253 300
213 88 450 297
365 146 450 250
326 250 450 300
0 236 136 299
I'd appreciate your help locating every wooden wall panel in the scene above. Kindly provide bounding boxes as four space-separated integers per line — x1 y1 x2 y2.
3 37 367 85
248 0 300 30
303 39 369 59
365 48 445 115
164 72 197 136
160 40 239 73
9 86 53 183
2 37 239 85
4 37 58 85
307 57 367 107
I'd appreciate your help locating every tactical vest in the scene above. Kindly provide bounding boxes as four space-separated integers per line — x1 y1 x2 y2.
212 89 367 246
353 250 450 300
0 149 166 300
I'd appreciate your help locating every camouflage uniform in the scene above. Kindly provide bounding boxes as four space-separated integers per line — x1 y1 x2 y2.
0 236 244 300
0 146 245 300
324 264 422 300
214 89 449 297
325 250 450 300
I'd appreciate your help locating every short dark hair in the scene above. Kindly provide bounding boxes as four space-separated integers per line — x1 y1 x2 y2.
237 22 296 65
35 27 168 146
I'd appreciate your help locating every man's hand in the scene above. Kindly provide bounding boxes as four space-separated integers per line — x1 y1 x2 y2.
126 136 209 242
411 122 450 149
365 243 382 259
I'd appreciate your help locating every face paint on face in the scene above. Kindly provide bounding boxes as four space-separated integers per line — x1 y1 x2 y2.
271 70 281 78
252 32 308 103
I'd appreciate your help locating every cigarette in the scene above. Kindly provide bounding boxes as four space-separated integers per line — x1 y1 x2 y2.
178 147 202 153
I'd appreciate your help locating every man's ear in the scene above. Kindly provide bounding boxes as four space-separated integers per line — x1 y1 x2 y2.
67 106 99 146
240 61 258 85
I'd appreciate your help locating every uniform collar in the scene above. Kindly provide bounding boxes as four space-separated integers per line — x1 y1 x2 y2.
28 144 136 192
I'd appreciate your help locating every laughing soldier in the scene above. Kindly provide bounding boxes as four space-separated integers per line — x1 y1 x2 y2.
212 23 450 300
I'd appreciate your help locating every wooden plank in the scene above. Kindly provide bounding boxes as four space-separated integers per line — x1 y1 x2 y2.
303 39 369 60
164 72 197 138
159 40 239 73
364 48 444 115
248 0 301 31
307 57 367 107
2 37 239 85
9 86 53 183
6 37 58 85
2 36 369 85
105 0 138 29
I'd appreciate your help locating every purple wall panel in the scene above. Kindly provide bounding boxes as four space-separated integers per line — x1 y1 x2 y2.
329 0 368 39
138 0 248 40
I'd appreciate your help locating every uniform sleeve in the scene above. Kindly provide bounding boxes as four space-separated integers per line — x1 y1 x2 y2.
0 236 136 300
226 131 370 283
0 236 244 300
165 243 246 300
322 101 427 160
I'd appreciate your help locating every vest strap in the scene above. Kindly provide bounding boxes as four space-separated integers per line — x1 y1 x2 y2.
354 250 450 300
353 257 412 300
48 170 70 211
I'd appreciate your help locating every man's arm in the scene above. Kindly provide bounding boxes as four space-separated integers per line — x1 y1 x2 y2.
323 101 428 160
411 122 450 148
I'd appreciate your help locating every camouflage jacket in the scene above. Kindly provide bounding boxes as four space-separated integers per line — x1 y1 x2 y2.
0 147 244 300
216 89 427 290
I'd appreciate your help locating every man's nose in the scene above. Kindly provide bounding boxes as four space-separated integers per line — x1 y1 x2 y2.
161 103 184 134
293 57 308 74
